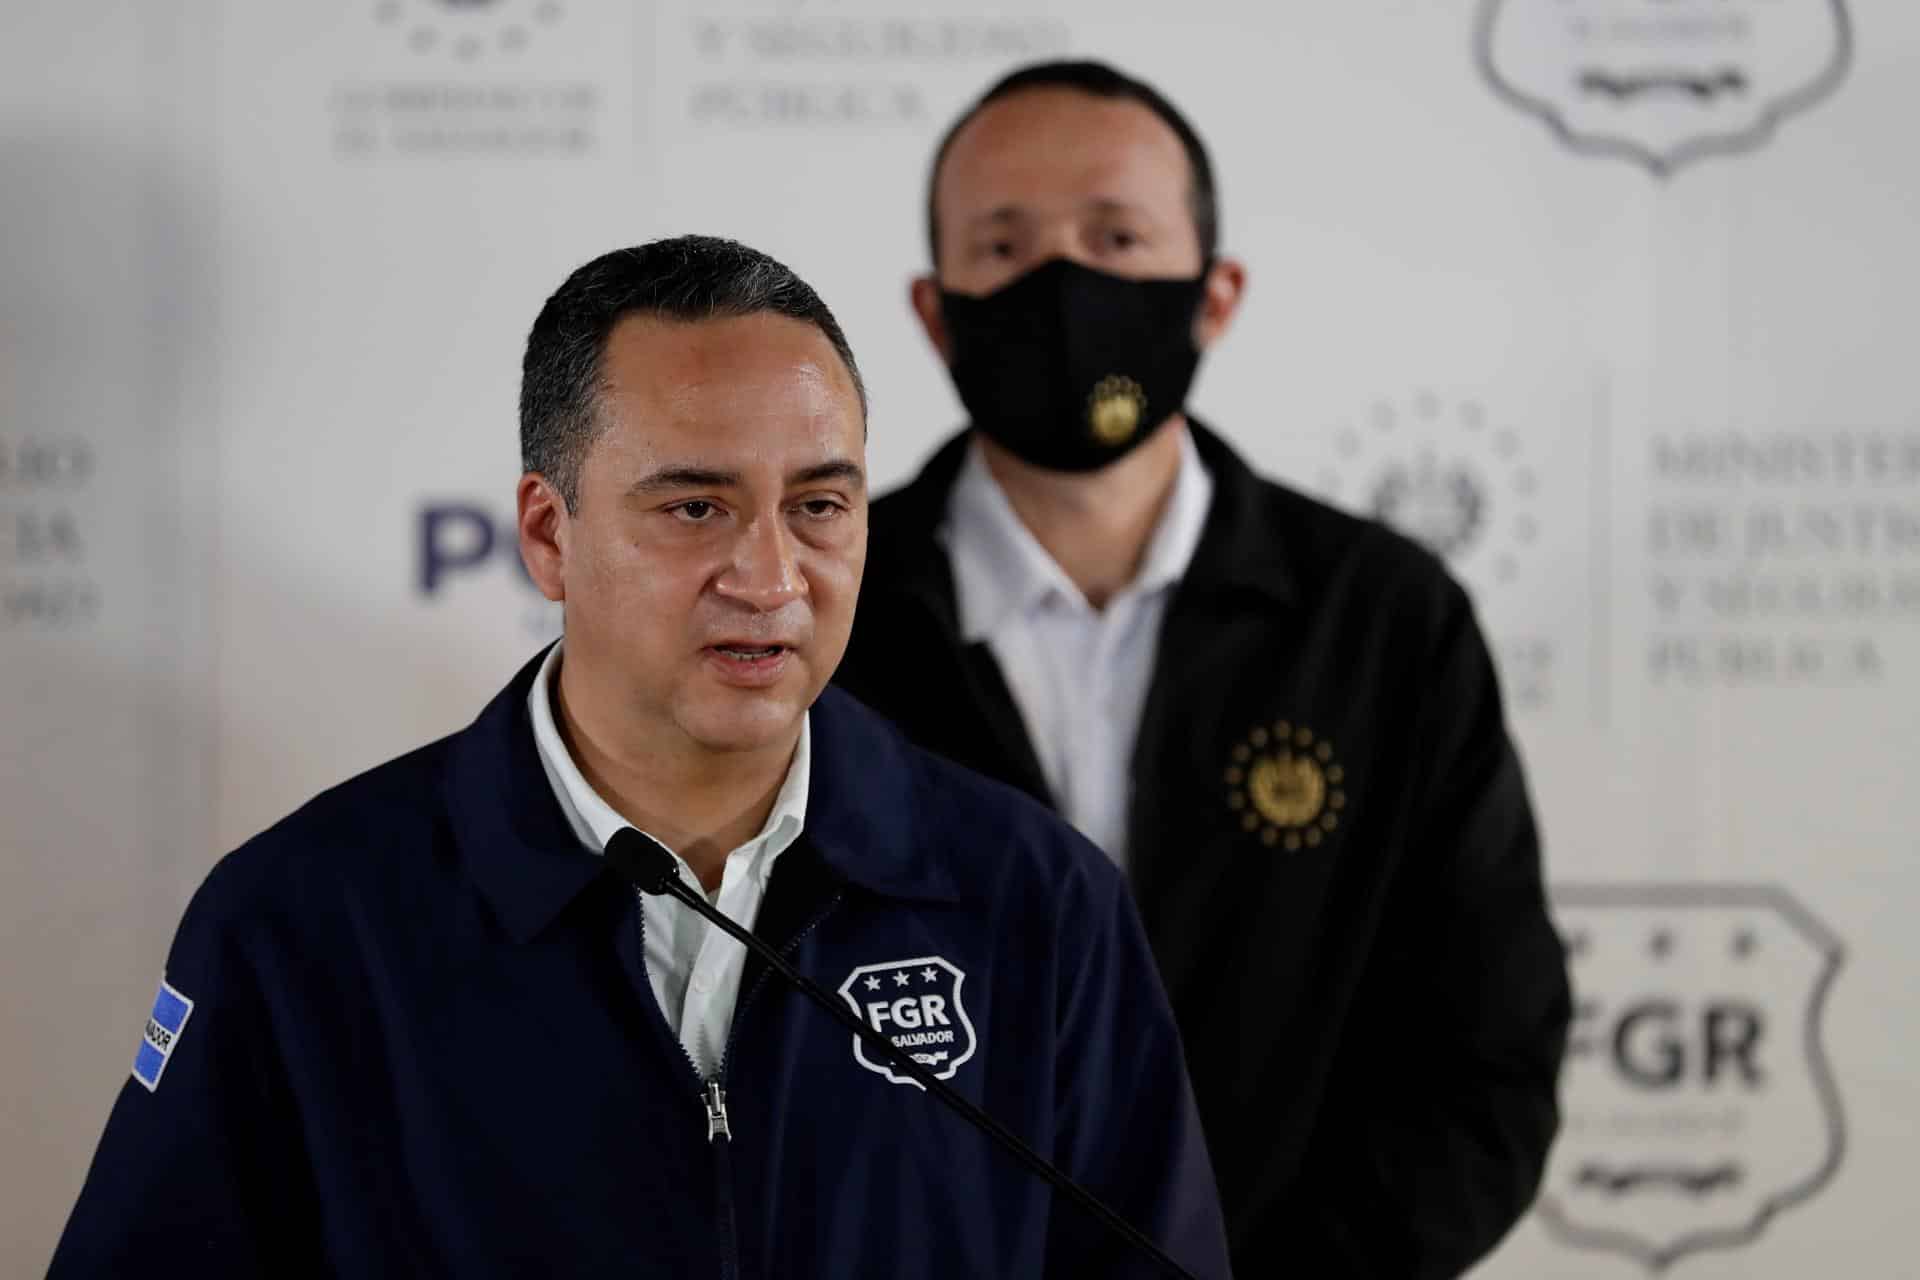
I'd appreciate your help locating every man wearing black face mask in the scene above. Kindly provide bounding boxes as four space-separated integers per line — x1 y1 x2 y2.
835 61 1572 1278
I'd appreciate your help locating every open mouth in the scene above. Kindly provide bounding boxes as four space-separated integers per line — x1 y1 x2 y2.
711 644 788 661
703 643 797 686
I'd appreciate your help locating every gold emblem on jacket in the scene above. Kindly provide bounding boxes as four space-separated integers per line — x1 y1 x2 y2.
1086 375 1147 445
1225 722 1346 852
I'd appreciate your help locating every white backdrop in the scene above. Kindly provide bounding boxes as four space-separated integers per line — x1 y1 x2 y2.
5 1 1916 1274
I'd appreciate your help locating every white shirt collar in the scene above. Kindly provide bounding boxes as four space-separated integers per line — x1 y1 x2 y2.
942 426 1214 643
526 642 809 871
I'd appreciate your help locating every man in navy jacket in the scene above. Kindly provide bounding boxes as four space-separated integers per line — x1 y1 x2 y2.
50 237 1230 1278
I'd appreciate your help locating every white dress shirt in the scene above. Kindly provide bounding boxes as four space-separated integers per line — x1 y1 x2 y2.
527 642 809 1077
941 428 1213 871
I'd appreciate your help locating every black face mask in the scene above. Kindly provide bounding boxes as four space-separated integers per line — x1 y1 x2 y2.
938 257 1210 473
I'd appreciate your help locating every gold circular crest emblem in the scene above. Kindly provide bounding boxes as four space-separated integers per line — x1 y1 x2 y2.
1224 722 1347 852
1086 375 1147 445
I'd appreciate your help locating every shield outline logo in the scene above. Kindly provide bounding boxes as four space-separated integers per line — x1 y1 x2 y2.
836 954 979 1089
1539 883 1847 1271
1474 0 1853 176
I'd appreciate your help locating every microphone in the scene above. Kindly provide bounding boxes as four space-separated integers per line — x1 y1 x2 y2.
602 827 1201 1280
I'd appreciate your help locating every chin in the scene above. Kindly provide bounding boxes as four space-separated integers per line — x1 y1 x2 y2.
676 692 807 756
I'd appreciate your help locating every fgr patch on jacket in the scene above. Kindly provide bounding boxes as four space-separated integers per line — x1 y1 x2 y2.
836 955 977 1088
131 978 195 1092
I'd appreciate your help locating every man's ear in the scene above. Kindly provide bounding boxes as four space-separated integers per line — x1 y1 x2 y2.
1194 256 1248 351
909 275 952 364
516 472 569 604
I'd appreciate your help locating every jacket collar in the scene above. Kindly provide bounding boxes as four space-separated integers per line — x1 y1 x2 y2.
803 686 959 905
872 419 1297 614
446 649 606 944
1180 419 1299 606
446 654 957 943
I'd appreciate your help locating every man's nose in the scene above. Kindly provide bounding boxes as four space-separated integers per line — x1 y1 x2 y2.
713 514 805 611
1034 231 1089 270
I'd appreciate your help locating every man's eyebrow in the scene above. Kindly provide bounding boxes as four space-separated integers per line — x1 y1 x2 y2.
1085 196 1153 218
625 466 740 496
961 206 1024 230
789 460 866 489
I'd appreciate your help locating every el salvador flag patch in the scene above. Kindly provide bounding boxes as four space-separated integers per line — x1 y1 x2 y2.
132 978 194 1092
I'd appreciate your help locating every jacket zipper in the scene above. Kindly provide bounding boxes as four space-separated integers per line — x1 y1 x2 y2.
714 889 845 1092
709 890 844 1279
630 891 737 1278
709 1083 740 1280
635 885 846 1280
703 1080 731 1141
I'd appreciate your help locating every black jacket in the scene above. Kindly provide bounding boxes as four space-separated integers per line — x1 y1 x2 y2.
837 422 1571 1277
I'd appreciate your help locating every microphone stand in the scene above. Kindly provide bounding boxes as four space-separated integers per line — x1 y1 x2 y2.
603 827 1200 1280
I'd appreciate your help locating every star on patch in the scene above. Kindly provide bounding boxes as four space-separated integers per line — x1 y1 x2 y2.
864 975 880 991
893 971 911 987
921 966 939 982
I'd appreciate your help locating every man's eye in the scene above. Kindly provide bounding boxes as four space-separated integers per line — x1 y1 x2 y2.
673 500 718 522
798 498 844 519
1103 228 1141 251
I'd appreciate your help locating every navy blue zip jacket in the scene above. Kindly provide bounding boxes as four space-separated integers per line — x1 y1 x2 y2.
49 654 1231 1278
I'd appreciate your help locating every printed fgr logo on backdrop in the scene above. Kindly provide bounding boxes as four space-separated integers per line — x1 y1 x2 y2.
1541 884 1845 1271
1476 0 1851 175
333 0 601 157
1316 391 1554 708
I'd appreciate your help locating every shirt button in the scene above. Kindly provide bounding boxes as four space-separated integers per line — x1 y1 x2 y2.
691 972 714 995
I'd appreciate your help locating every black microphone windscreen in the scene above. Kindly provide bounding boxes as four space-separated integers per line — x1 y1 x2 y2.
603 827 678 895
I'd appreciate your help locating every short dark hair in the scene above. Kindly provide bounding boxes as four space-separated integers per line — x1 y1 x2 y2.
925 60 1219 268
520 235 867 511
